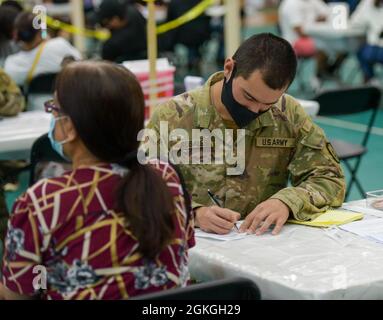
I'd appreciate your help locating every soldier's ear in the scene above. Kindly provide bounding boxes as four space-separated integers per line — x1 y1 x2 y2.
223 58 235 81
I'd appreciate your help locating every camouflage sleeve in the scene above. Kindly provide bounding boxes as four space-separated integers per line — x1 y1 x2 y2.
145 103 162 132
146 94 195 133
270 103 346 221
146 98 204 211
0 68 25 117
145 100 175 160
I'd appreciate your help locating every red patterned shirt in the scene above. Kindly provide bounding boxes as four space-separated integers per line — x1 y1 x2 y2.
2 160 194 299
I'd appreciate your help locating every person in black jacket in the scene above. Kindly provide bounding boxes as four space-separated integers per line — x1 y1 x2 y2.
97 0 147 63
0 4 21 67
164 0 212 73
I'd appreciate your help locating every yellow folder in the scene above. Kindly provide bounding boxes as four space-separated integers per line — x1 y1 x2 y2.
287 209 364 227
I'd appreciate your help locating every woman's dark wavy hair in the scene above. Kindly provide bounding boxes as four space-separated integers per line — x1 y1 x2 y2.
55 60 176 260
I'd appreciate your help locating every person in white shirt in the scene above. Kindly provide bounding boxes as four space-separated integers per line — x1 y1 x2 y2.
4 12 82 87
279 0 347 79
350 0 383 82
279 0 329 45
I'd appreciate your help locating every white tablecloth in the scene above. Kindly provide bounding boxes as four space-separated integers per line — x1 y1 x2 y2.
0 111 50 159
189 200 383 299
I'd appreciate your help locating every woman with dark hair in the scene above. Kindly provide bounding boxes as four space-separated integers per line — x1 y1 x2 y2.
350 0 383 83
0 60 195 300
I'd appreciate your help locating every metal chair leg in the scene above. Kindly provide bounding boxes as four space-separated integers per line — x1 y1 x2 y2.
343 159 366 200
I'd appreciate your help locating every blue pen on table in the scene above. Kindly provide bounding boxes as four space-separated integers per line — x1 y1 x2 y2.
207 189 239 232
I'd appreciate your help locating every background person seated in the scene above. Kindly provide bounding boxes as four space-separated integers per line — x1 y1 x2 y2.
0 60 194 300
96 0 148 63
279 0 329 57
350 0 383 83
279 0 348 81
162 0 212 74
4 11 81 87
0 3 22 67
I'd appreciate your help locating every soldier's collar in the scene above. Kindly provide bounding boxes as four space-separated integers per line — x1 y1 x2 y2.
245 106 277 131
194 72 223 129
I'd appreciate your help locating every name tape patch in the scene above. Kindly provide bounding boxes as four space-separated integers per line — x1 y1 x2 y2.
256 137 295 148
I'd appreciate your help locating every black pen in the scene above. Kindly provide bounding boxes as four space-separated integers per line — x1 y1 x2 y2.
207 189 239 232
207 189 221 207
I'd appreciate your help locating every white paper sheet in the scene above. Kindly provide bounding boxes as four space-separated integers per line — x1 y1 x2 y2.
195 229 248 241
342 204 383 218
195 221 249 241
339 217 383 243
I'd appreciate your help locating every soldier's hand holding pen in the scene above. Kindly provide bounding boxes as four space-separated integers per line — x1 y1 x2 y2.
195 190 241 234
195 206 241 234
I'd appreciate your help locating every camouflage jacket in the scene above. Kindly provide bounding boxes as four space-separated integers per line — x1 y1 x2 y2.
146 72 346 221
0 67 25 117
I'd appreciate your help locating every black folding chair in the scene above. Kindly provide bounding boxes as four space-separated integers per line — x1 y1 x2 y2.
314 85 381 200
132 277 261 300
29 133 69 186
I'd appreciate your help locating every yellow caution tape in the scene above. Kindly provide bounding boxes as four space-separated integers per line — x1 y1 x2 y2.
45 0 215 40
46 16 110 41
156 0 215 34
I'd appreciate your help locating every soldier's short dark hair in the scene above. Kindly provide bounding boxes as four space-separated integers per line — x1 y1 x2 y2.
232 33 297 90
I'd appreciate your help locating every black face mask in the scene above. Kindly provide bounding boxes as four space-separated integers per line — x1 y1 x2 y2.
221 66 268 128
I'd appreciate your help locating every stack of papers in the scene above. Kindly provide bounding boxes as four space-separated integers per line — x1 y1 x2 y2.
288 209 364 227
195 221 248 241
339 218 383 243
195 229 248 241
342 203 383 218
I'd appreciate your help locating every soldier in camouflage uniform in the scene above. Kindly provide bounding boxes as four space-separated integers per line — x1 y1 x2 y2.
0 67 24 116
0 67 25 241
146 33 345 235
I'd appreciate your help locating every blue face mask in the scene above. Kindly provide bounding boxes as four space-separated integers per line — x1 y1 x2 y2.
48 115 71 161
